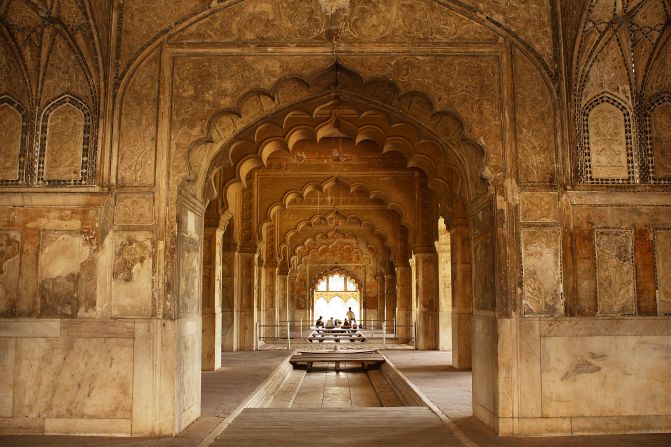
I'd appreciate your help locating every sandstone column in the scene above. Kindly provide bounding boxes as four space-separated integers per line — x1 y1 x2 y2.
235 245 257 350
449 219 473 368
414 248 439 350
395 262 412 340
202 227 222 370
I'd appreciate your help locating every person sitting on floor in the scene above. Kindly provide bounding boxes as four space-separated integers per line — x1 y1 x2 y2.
315 316 324 328
334 318 342 327
325 317 335 328
342 318 351 329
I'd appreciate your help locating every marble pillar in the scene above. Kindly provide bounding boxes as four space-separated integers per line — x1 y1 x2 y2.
436 227 453 351
260 263 276 338
395 264 412 340
221 245 236 352
449 222 473 369
276 262 289 335
201 228 222 370
414 249 439 350
376 272 385 329
234 247 257 351
385 272 396 334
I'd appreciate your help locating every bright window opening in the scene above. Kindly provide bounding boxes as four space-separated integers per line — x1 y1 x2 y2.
313 273 360 323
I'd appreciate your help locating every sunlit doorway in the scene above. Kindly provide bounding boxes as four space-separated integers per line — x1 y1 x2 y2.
313 273 360 322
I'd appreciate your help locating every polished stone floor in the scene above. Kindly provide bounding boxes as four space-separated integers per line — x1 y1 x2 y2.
2 349 671 446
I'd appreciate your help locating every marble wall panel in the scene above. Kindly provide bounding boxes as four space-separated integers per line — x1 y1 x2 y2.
513 51 556 185
0 231 21 316
0 338 15 417
519 192 559 223
587 103 629 180
112 232 153 318
118 51 160 186
44 104 84 181
651 102 671 179
656 230 671 315
595 229 636 315
521 228 563 316
0 104 22 181
178 318 202 430
541 335 671 417
38 231 96 318
13 337 133 418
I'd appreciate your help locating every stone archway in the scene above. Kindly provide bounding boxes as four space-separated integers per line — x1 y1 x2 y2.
178 62 498 433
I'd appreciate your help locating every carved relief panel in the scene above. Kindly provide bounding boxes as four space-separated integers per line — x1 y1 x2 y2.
580 97 635 184
0 97 28 185
655 230 671 315
521 228 563 316
112 232 153 317
595 229 637 316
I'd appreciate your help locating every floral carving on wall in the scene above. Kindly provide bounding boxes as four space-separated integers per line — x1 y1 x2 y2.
113 236 151 283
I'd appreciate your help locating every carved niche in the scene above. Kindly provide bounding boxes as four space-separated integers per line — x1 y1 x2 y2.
581 97 634 183
645 98 671 183
38 95 95 185
0 96 27 185
595 229 636 316
655 230 671 315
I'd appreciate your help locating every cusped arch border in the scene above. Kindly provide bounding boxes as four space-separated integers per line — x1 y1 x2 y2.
0 95 29 186
261 175 415 241
642 92 671 184
292 231 383 272
309 267 365 295
202 67 480 193
280 210 397 263
579 93 635 185
37 94 97 186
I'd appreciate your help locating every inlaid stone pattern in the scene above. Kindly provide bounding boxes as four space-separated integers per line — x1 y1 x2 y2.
521 228 563 316
0 231 21 316
655 230 671 315
595 229 637 316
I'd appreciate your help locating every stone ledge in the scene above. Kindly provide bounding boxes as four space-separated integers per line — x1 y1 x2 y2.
0 320 60 338
44 418 131 437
